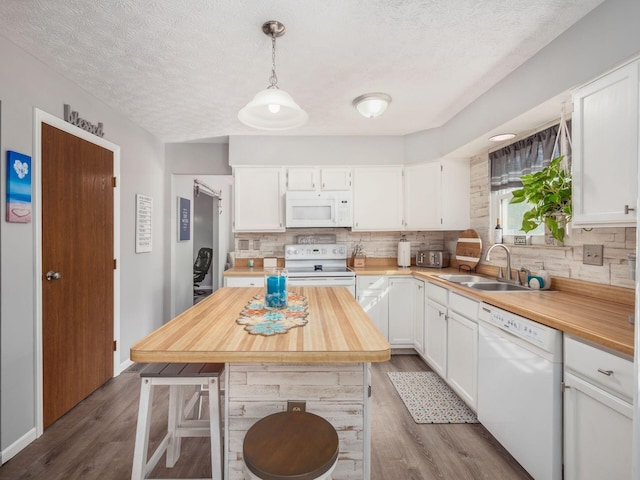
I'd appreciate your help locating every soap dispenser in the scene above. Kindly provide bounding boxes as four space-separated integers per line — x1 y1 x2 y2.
538 263 551 290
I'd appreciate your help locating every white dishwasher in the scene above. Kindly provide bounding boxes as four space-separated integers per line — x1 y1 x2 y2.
477 303 563 480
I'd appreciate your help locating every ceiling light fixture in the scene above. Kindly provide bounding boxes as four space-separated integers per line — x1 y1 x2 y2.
353 93 392 118
489 133 516 142
238 20 308 130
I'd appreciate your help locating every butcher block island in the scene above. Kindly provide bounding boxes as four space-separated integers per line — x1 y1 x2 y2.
131 286 390 480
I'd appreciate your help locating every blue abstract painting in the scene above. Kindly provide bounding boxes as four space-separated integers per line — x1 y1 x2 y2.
6 150 32 223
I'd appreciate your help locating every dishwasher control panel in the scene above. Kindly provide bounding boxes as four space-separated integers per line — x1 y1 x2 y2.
479 303 560 354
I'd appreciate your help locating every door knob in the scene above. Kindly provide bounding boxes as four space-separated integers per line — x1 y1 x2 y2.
46 271 61 281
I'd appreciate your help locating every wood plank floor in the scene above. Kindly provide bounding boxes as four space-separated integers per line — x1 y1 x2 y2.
0 355 531 479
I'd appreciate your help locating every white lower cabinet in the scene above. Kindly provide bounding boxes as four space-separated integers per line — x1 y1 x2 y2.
446 293 478 410
425 282 449 377
563 335 633 480
356 276 389 340
413 279 426 355
224 276 265 287
388 277 415 348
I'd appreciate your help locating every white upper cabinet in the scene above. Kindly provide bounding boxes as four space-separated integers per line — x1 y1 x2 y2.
353 166 404 231
404 159 470 230
572 60 639 227
286 167 352 191
233 167 285 232
404 162 441 229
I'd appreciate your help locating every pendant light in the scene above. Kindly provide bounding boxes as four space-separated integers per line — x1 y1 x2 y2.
238 21 308 130
353 93 392 118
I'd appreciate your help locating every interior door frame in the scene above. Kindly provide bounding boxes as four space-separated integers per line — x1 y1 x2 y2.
33 108 121 436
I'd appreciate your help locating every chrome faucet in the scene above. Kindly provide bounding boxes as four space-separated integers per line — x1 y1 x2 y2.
486 244 515 283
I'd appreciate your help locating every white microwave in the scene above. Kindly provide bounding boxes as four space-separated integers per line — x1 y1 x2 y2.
285 191 353 228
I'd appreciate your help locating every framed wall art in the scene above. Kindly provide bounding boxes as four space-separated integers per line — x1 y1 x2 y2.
178 196 190 241
6 150 32 223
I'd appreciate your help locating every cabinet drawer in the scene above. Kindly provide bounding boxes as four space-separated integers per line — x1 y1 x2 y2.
565 335 634 401
356 276 388 290
426 282 448 305
449 292 478 320
225 277 265 287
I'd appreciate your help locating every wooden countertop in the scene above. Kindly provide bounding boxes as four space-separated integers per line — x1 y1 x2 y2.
412 269 635 358
131 287 391 364
224 265 635 356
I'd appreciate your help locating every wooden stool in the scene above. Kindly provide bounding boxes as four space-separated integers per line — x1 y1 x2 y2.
243 411 339 480
131 363 225 480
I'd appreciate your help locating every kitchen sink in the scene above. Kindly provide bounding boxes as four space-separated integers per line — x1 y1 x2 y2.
462 281 533 292
434 274 495 284
435 274 548 292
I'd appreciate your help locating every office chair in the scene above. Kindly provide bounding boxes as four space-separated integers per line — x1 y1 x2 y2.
194 247 213 288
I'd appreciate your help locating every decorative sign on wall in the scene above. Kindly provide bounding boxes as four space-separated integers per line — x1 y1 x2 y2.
178 197 191 241
6 150 32 223
63 104 105 137
135 194 153 253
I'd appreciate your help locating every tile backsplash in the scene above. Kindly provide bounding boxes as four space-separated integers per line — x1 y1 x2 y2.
234 229 464 264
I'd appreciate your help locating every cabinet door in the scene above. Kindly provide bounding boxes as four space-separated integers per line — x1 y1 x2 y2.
357 291 389 340
447 311 478 410
564 372 633 480
234 167 285 232
413 279 426 355
425 299 447 377
404 162 441 230
572 60 639 227
321 167 352 190
388 277 414 347
353 167 404 231
224 276 265 287
441 158 470 230
287 167 318 191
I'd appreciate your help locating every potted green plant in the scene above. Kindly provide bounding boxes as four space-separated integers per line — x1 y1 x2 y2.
510 156 572 243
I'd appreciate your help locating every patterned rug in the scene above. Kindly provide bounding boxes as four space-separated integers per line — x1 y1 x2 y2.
387 371 478 424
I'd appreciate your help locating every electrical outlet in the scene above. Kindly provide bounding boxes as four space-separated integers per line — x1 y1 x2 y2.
253 239 261 250
287 401 306 413
583 244 604 266
238 239 249 250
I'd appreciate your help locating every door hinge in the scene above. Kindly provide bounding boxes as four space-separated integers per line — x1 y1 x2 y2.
112 176 117 188
440 164 443 172
113 259 117 270
113 340 117 351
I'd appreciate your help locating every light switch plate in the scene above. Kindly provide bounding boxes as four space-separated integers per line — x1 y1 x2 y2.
583 244 604 266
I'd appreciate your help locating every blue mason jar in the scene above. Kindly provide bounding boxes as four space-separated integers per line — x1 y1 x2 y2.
264 267 288 309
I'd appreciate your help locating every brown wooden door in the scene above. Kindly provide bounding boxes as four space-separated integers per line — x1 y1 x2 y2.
41 123 114 429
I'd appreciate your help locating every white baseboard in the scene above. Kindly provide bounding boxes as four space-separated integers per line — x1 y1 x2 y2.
2 427 37 464
118 358 133 375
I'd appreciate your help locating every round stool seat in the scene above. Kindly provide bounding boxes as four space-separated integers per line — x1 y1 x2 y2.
243 411 339 480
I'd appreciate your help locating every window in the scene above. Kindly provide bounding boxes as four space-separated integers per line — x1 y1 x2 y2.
489 121 571 242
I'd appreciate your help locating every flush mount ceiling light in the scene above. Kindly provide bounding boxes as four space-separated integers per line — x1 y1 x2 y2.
489 133 516 142
352 93 392 118
238 20 308 130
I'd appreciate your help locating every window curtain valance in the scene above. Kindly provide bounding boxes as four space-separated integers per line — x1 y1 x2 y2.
489 123 570 192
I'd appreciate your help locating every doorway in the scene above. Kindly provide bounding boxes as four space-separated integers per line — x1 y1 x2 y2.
193 181 220 304
34 109 120 435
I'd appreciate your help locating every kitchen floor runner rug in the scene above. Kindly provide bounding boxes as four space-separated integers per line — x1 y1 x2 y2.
387 371 478 424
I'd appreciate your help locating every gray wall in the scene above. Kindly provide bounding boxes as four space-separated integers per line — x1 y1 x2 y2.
0 35 166 452
229 136 404 166
405 0 640 163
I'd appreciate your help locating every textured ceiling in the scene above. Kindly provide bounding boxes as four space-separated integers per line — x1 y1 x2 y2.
0 0 603 142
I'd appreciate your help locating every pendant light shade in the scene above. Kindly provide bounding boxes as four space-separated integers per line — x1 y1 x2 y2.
353 93 392 118
238 88 308 130
238 20 308 131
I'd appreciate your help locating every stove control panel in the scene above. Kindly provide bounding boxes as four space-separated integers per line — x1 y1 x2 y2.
285 243 347 260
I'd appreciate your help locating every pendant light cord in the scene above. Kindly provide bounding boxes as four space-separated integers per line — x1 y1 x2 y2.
269 34 279 89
